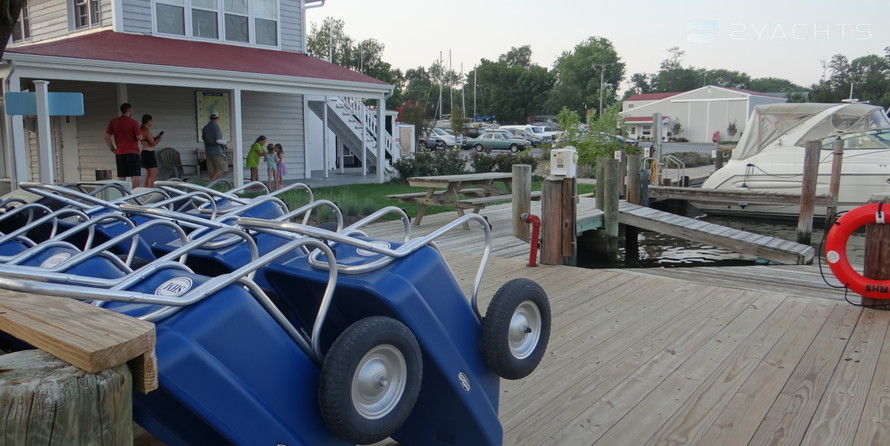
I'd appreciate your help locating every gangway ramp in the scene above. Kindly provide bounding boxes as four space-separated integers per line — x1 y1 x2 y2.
618 201 815 265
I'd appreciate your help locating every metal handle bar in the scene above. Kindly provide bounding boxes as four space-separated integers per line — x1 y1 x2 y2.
238 212 492 320
0 207 89 247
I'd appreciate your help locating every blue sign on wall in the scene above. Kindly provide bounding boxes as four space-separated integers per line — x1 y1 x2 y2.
4 92 85 116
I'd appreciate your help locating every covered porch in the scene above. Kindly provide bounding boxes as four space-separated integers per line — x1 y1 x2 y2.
0 31 394 193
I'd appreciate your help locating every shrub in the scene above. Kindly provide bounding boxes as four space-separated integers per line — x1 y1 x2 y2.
470 152 539 173
393 149 467 180
470 153 497 173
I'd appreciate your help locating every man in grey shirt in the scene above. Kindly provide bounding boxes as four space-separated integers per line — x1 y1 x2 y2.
201 112 228 182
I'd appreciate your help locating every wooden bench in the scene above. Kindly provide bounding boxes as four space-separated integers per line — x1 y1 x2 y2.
457 191 542 207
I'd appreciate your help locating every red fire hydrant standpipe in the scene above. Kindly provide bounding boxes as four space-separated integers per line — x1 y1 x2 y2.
521 213 541 267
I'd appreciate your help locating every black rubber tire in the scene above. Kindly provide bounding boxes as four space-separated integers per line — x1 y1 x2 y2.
482 278 551 380
474 144 484 152
318 316 422 444
509 144 519 153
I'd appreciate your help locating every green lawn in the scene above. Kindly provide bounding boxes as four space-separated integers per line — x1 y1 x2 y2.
269 181 595 222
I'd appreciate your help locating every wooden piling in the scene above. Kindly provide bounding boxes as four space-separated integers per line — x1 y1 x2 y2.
825 139 844 225
0 350 133 445
863 193 890 307
618 149 627 198
715 146 724 170
597 158 620 261
540 175 577 265
796 141 820 245
626 154 641 205
512 164 532 242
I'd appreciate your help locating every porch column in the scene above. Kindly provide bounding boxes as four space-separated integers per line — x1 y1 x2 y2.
322 96 329 178
6 71 27 187
231 88 243 188
34 80 54 184
376 95 385 184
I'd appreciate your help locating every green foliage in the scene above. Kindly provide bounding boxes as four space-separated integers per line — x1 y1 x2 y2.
555 107 581 140
450 106 466 139
670 118 684 138
727 120 738 138
470 152 539 173
397 100 430 143
546 37 625 118
467 46 553 124
392 149 467 180
810 53 890 108
469 153 497 173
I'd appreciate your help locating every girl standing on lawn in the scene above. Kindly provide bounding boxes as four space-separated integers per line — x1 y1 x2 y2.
274 143 287 190
265 143 277 190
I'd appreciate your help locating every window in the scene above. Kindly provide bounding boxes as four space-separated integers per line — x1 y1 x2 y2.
156 0 185 35
73 0 100 29
641 125 652 136
12 1 30 42
155 0 278 46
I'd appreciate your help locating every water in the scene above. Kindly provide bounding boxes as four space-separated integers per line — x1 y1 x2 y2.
579 210 867 269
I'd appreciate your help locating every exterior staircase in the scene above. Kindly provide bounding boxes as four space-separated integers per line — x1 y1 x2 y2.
307 97 397 173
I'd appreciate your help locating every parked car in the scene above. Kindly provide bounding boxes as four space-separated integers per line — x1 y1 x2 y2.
417 132 446 150
500 127 543 147
467 131 529 153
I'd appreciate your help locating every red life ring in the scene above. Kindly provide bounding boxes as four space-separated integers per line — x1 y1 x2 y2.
825 202 890 299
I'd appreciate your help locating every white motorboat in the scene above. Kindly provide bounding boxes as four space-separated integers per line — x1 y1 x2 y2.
696 103 890 219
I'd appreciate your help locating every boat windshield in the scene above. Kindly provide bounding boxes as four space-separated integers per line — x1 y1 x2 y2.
822 129 890 150
732 103 890 160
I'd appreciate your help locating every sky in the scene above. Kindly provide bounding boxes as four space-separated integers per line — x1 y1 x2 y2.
305 0 889 94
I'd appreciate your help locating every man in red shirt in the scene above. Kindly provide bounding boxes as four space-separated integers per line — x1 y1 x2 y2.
104 103 144 189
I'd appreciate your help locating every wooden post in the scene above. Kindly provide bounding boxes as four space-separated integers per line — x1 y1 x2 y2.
541 177 564 265
597 157 619 261
618 149 627 199
863 193 890 307
626 154 641 206
512 164 532 242
715 147 724 170
825 139 844 226
595 162 604 209
562 176 577 266
796 141 820 245
0 350 133 444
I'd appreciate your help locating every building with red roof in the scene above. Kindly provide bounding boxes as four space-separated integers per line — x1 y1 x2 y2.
1 1 395 189
620 86 785 143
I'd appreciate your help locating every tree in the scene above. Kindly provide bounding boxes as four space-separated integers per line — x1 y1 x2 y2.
450 106 466 139
727 120 738 139
0 0 26 59
671 118 683 138
703 69 751 89
750 77 804 93
397 100 430 144
547 37 625 119
466 46 553 124
810 53 890 107
555 107 581 141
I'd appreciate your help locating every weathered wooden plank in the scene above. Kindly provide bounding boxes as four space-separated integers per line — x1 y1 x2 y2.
852 309 890 446
589 292 784 445
696 299 838 445
0 289 157 393
648 185 837 205
644 296 809 445
747 304 861 445
802 309 890 445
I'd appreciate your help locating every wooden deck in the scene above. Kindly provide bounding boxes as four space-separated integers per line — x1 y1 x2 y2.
443 252 890 446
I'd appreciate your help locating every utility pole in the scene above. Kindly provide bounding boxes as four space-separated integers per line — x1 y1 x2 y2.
594 63 612 117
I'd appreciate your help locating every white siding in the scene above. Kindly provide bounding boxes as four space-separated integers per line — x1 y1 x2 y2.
10 0 114 45
280 1 303 53
122 0 152 34
241 92 305 179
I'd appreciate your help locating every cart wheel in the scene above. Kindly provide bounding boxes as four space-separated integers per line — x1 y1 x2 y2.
319 316 422 445
482 278 551 380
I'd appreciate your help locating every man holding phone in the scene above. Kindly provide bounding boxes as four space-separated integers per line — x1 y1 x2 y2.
139 114 164 187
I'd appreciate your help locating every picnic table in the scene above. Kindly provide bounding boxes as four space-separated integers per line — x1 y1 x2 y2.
388 172 538 225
